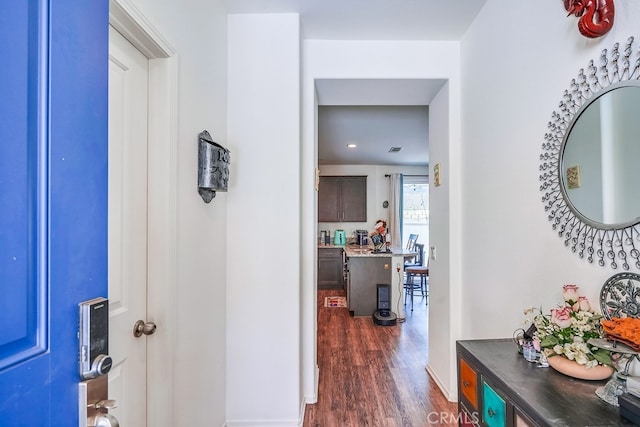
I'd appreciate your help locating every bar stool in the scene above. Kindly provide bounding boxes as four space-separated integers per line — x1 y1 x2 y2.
404 265 429 311
404 243 424 269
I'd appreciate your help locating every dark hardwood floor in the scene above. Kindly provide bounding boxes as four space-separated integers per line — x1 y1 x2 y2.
304 288 458 426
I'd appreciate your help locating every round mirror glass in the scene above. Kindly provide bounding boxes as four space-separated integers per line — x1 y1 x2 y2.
561 84 640 227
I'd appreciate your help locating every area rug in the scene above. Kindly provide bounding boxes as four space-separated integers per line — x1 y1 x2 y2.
324 296 347 307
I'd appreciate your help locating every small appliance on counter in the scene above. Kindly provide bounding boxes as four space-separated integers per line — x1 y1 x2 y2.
320 230 330 245
356 229 368 246
334 229 346 246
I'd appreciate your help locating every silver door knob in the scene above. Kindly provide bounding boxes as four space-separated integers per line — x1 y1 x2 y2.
133 320 157 337
89 413 120 427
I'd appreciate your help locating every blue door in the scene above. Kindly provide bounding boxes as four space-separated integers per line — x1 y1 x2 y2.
0 1 108 425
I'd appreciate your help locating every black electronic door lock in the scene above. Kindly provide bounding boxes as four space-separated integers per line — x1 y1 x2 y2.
79 297 112 380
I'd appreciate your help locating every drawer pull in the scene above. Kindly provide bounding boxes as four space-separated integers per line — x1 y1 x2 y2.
487 408 496 417
463 380 470 388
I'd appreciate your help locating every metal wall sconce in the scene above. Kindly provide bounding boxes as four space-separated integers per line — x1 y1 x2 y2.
197 130 230 203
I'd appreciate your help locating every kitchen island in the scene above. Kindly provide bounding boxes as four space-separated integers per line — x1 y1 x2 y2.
317 244 417 317
344 245 416 317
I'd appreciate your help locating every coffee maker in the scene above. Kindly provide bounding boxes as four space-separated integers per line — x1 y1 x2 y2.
320 230 330 245
356 230 368 246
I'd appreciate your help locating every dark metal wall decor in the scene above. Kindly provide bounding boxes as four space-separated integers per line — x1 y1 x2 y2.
197 130 230 203
540 36 640 270
564 0 615 39
600 272 640 319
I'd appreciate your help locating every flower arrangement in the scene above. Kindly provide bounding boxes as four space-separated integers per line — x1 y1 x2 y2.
523 284 613 368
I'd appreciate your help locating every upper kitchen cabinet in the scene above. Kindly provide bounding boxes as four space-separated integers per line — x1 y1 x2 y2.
318 176 367 222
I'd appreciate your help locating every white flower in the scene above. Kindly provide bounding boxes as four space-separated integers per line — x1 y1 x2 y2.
562 284 580 303
564 346 576 360
575 353 589 365
586 359 599 368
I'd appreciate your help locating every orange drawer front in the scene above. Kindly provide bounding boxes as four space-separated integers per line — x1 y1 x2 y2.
459 358 478 410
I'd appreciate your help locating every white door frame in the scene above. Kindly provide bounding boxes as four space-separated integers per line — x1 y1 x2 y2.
109 1 178 425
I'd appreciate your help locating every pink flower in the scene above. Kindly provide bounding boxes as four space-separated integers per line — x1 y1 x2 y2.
550 307 572 328
562 284 580 304
572 296 591 312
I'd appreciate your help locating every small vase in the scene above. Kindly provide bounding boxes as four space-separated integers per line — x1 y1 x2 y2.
547 356 614 380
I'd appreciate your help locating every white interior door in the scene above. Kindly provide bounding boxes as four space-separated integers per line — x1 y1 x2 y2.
108 24 150 426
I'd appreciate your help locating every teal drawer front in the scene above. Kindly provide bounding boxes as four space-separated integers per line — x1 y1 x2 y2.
483 382 506 427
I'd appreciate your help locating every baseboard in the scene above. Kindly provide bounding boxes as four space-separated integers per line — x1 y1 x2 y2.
225 419 300 427
309 365 319 403
299 365 320 426
303 365 319 405
425 363 457 402
227 365 319 427
298 399 306 427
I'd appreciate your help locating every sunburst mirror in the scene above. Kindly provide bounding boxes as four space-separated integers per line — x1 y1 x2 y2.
540 36 640 270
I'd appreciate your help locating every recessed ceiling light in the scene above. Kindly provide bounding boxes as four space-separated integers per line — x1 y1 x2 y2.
347 144 357 148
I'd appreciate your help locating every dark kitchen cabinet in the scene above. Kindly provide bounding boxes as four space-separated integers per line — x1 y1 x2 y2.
317 248 345 290
318 176 367 222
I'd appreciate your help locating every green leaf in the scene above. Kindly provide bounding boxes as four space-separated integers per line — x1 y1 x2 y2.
540 336 559 348
591 348 614 368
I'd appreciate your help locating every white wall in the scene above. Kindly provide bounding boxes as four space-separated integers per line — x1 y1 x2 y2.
227 14 302 426
426 82 456 398
126 1 228 426
303 40 462 402
459 0 640 388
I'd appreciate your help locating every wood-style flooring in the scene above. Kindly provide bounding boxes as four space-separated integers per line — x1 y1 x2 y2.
304 288 458 426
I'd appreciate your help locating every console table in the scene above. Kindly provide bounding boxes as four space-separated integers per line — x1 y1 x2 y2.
456 339 634 426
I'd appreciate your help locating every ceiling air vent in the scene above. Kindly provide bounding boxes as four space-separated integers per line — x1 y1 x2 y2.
388 147 402 153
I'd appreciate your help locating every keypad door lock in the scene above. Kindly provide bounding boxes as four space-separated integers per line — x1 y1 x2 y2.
79 298 112 379
79 298 118 427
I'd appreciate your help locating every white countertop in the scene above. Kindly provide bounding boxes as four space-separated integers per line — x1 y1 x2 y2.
319 244 416 258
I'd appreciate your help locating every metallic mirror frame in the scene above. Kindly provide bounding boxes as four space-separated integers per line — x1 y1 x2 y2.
540 36 640 270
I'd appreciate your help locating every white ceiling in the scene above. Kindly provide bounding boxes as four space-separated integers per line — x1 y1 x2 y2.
318 105 430 166
316 79 445 166
223 0 487 41
223 0 487 166
315 78 447 106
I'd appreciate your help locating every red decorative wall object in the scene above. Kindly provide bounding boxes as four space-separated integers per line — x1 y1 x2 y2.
564 0 615 38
